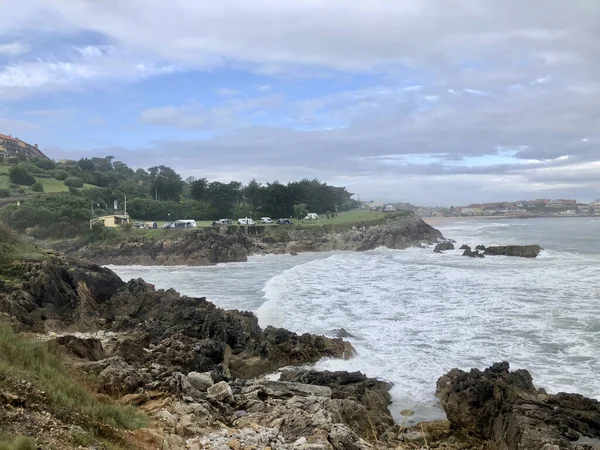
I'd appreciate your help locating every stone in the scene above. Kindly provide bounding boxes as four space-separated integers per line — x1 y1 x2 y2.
228 438 242 450
208 381 233 402
49 335 105 361
433 242 454 253
187 371 214 392
436 361 600 450
484 245 543 258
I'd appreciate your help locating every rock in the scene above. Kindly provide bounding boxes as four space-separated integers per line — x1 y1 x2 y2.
96 357 143 396
241 379 333 398
49 335 105 361
436 361 600 450
462 248 484 258
475 244 486 251
187 371 215 392
484 245 543 258
459 244 470 250
433 242 455 253
208 381 233 402
332 328 355 339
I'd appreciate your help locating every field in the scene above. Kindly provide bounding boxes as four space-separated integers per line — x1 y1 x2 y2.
0 163 94 194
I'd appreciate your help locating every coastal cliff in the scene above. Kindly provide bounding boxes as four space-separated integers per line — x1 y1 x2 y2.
62 213 444 266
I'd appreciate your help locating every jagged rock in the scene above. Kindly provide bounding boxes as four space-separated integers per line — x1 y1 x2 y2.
187 372 214 392
96 357 143 396
240 379 333 398
459 244 470 250
332 328 355 339
436 362 600 450
434 242 455 253
484 245 543 258
475 244 486 251
462 248 484 258
280 369 393 435
48 335 105 361
207 381 233 402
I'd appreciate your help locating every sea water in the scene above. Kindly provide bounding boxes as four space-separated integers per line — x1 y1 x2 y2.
109 217 600 424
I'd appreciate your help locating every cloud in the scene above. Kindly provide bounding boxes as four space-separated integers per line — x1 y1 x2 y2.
3 0 600 203
0 41 29 56
0 44 177 99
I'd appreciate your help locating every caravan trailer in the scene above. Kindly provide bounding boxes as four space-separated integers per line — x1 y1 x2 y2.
174 220 197 228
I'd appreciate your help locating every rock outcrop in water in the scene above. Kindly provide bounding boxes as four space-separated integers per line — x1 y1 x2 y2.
436 361 600 450
484 245 543 258
434 241 455 253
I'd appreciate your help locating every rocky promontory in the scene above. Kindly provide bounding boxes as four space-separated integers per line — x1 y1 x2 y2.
61 213 444 266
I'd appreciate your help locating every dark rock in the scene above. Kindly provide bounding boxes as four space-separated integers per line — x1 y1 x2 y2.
459 244 470 250
484 245 543 258
462 248 484 258
434 242 455 253
48 335 105 361
332 328 355 339
436 361 600 450
475 244 486 251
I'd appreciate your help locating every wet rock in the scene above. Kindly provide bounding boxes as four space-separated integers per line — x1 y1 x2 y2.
434 242 455 253
484 245 543 258
436 361 600 450
475 244 486 251
462 247 484 258
332 328 355 339
459 244 470 250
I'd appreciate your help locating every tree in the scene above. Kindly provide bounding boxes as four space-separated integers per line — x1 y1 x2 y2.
31 182 44 192
190 178 208 201
149 165 184 201
9 166 35 186
205 181 241 218
64 177 84 188
293 203 308 220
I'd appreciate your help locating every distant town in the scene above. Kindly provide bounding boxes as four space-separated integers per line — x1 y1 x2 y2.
363 198 600 218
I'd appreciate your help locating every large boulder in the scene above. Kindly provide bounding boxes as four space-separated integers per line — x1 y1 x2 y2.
436 362 600 450
484 245 543 258
48 335 105 361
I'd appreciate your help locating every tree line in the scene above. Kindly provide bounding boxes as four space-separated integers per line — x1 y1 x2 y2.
0 155 357 237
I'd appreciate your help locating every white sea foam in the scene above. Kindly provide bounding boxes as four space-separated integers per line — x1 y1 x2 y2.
111 217 600 425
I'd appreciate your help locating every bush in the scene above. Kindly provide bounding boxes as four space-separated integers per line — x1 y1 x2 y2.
0 189 10 198
30 183 43 193
7 157 19 165
34 158 56 171
8 166 35 186
52 170 68 181
64 177 84 188
0 436 36 450
9 184 18 189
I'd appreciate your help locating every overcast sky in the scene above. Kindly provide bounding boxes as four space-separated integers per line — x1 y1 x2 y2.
1 1 599 205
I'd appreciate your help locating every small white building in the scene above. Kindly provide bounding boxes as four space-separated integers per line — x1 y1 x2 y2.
304 213 319 220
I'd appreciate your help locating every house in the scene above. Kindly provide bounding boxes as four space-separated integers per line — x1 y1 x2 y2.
0 134 48 159
99 214 130 227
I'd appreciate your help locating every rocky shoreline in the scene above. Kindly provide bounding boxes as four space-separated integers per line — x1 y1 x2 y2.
1 256 600 449
57 213 444 266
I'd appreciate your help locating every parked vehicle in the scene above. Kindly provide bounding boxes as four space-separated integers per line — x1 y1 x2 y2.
161 222 174 229
175 219 197 228
260 217 273 224
277 218 294 225
303 213 319 220
212 219 233 226
133 222 145 228
237 217 255 225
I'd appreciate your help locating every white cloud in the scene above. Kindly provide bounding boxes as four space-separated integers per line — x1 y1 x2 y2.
0 41 29 56
0 45 177 98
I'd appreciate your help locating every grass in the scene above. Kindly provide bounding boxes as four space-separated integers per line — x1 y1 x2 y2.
0 221 48 269
0 163 94 194
0 436 36 450
0 322 147 431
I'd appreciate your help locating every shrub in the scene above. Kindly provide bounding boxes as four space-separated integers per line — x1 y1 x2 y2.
9 184 18 189
52 170 68 181
0 189 10 198
7 157 19 165
8 166 35 186
31 183 43 193
0 436 36 450
34 158 56 171
64 177 84 188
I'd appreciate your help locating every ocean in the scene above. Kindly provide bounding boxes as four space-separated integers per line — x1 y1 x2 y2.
109 217 600 424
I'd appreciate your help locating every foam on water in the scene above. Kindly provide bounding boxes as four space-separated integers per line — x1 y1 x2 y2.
110 217 600 425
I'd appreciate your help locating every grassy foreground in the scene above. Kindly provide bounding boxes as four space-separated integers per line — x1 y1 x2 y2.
0 322 147 430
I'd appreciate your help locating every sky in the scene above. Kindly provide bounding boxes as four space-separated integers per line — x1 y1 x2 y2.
0 0 599 206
